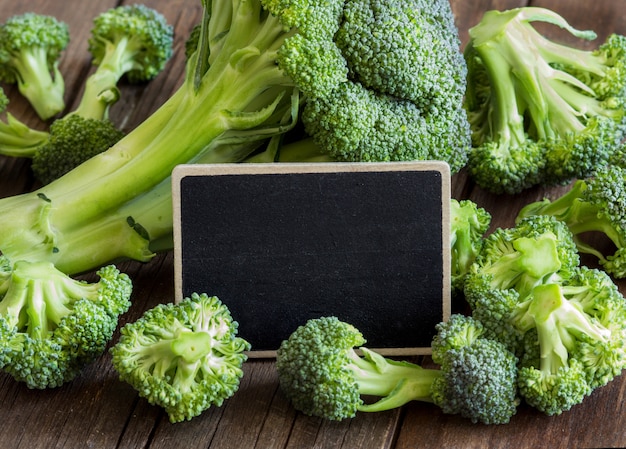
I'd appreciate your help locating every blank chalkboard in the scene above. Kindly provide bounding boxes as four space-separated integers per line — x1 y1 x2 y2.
172 162 450 357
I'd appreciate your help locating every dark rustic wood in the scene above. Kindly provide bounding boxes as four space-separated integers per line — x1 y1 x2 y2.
1 1 625 448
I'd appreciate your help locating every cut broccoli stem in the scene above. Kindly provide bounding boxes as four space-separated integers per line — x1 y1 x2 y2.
0 113 50 157
351 348 440 411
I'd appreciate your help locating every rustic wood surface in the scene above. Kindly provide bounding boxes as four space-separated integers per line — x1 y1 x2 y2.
1 1 625 448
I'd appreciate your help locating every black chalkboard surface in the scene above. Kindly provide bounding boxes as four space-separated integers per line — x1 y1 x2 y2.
172 162 451 357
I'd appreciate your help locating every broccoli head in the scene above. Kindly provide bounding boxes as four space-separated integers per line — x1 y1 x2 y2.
0 259 132 389
31 114 125 185
0 86 7 112
110 293 251 423
464 7 626 194
276 315 519 424
517 164 626 278
265 0 471 171
0 13 69 120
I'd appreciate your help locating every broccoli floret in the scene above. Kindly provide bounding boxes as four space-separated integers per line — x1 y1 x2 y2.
75 4 174 120
464 212 626 415
265 0 470 171
0 259 132 389
276 315 519 424
512 267 626 415
450 199 491 297
517 165 626 278
30 115 125 185
464 7 626 194
0 13 69 120
110 293 251 423
467 215 580 301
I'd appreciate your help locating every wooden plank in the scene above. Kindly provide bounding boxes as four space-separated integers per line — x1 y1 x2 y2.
0 0 625 448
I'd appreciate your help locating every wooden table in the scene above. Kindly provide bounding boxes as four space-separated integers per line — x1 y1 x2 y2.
1 1 625 448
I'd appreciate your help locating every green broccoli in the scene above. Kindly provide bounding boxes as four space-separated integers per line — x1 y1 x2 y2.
294 0 471 171
0 0 470 278
75 4 174 120
0 13 69 120
0 5 174 184
463 213 626 415
464 7 626 194
450 198 491 297
513 268 626 415
110 293 251 423
30 115 125 185
0 259 132 389
466 214 580 303
0 86 7 111
276 315 519 425
516 165 626 278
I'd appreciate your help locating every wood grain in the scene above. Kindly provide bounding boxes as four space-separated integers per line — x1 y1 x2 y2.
1 1 625 448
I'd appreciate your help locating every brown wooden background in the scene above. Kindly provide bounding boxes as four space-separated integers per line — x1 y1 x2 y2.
1 1 625 448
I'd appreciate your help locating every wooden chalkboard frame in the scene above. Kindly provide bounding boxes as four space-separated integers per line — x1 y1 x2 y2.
172 162 451 358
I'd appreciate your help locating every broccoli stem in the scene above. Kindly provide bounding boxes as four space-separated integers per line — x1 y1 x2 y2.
12 47 65 120
0 1 295 274
517 181 623 260
348 348 441 412
0 113 50 157
72 35 146 120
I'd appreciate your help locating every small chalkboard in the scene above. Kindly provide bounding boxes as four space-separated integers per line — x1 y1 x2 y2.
172 162 450 357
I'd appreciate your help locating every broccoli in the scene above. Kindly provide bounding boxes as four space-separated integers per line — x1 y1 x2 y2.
450 198 491 297
75 4 174 120
466 214 580 303
0 259 132 389
0 13 69 120
0 5 173 184
0 86 50 156
463 213 626 415
516 165 626 279
110 293 251 423
463 7 626 194
0 0 470 278
30 115 125 185
513 268 626 415
294 0 471 170
0 86 7 111
276 315 519 425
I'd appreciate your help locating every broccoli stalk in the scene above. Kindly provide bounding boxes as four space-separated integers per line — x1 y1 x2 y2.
276 315 519 425
0 260 132 389
517 165 626 278
464 7 626 194
0 13 69 120
72 4 174 121
110 293 251 423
